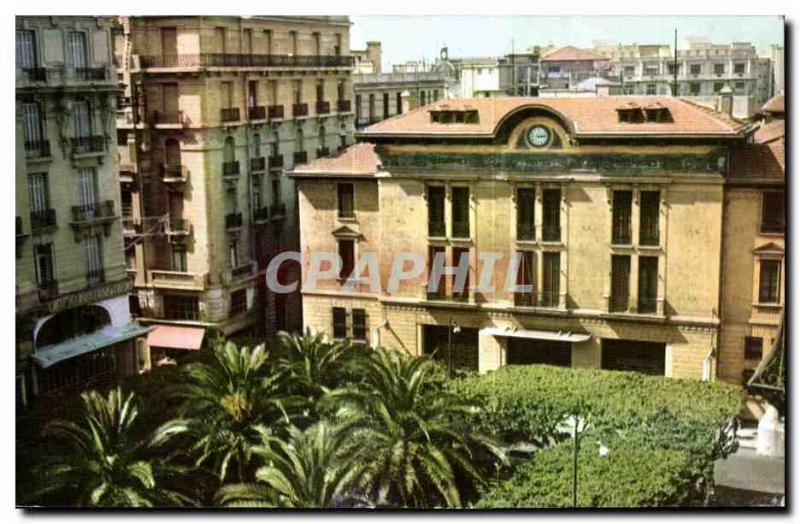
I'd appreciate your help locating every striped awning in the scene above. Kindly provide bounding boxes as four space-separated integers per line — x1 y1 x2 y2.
147 325 205 351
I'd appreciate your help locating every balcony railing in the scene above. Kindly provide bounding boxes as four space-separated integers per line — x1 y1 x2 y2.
122 217 140 235
270 202 287 219
292 103 309 117
70 135 105 155
71 200 115 223
231 262 255 280
21 67 47 82
71 67 107 81
248 105 266 120
753 303 783 317
250 157 266 172
337 100 352 112
293 151 308 165
225 212 243 230
268 155 284 170
149 269 205 290
268 105 284 119
37 278 59 300
316 101 331 114
166 218 191 235
86 268 105 287
253 206 270 223
221 107 241 123
162 164 188 183
30 209 57 231
149 110 184 126
514 291 535 307
141 54 355 68
222 161 240 177
316 146 330 158
25 139 51 158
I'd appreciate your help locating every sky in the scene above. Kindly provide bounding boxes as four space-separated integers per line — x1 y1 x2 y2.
350 16 785 70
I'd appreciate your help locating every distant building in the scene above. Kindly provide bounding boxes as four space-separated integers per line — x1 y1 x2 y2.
353 72 451 127
769 45 784 97
454 57 502 98
539 46 613 91
352 41 381 74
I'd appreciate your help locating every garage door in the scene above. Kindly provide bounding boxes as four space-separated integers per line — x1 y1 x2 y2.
601 339 665 376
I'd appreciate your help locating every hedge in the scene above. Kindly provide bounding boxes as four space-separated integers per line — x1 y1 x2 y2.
451 365 744 508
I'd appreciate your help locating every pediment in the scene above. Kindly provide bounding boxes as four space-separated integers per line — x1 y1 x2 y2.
331 225 362 239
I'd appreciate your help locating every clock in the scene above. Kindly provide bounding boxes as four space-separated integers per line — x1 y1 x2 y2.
527 126 551 147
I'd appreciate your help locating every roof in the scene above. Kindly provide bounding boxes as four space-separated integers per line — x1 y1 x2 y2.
761 91 784 114
147 325 205 351
291 143 382 176
360 97 748 138
33 323 152 368
541 46 608 62
729 119 784 182
575 76 619 91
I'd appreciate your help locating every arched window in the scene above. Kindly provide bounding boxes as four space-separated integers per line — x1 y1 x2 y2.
223 136 235 163
164 138 181 166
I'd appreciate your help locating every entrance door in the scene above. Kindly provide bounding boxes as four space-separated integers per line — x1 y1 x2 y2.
507 338 572 367
601 339 666 376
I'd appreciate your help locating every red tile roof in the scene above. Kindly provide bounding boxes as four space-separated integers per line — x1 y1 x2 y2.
540 46 608 62
290 143 381 176
729 120 784 182
761 91 784 114
360 97 748 138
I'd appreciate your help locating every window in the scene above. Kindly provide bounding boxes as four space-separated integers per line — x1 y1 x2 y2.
611 255 631 312
646 83 656 95
758 260 781 303
332 307 347 339
337 183 354 218
516 187 535 240
734 81 745 93
452 247 469 301
602 340 665 376
355 94 362 121
761 192 785 233
644 66 658 77
639 191 660 245
368 93 375 121
383 92 390 119
77 168 97 215
34 243 55 288
230 289 247 315
352 309 367 341
541 252 560 307
623 66 635 77
21 102 44 150
16 30 37 69
433 89 439 101
637 256 658 313
337 80 345 102
213 27 226 54
27 173 49 213
229 240 239 268
668 63 680 75
542 189 561 242
126 248 137 271
293 79 302 104
171 245 187 272
428 245 446 298
744 336 763 361
514 250 535 306
612 190 632 244
338 239 355 281
427 186 445 237
163 294 199 321
73 99 92 138
318 125 326 150
713 82 724 93
295 128 304 153
689 82 701 95
316 79 324 103
396 92 403 115
420 91 426 106
66 31 88 69
690 64 701 75
334 34 342 56
271 178 280 205
714 63 725 75
734 63 746 74
451 187 470 238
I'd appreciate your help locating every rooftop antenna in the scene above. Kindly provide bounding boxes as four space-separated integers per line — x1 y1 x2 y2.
672 28 678 97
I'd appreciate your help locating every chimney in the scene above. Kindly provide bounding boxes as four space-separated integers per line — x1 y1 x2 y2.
717 85 733 117
366 41 382 74
400 90 412 113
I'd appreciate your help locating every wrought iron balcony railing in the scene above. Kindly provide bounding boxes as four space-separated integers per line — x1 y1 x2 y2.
222 161 240 176
221 107 241 123
30 208 57 231
267 105 284 119
69 135 105 155
71 200 115 223
248 105 266 120
24 139 50 158
337 100 352 112
316 101 331 114
293 151 308 165
141 54 355 68
250 157 266 172
225 212 243 230
292 103 309 117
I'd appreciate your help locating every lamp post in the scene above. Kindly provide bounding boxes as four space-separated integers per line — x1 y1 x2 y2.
568 412 609 508
446 319 460 378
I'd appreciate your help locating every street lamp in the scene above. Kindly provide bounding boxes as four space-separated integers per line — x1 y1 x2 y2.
447 319 460 378
566 414 609 508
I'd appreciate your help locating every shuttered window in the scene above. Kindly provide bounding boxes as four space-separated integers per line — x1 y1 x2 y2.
16 30 37 69
516 187 535 240
637 256 659 313
541 252 560 307
612 190 632 244
352 309 367 341
451 187 470 238
332 307 347 339
27 173 49 212
758 260 781 303
611 255 631 312
639 191 660 245
66 31 88 68
427 186 445 237
542 188 561 241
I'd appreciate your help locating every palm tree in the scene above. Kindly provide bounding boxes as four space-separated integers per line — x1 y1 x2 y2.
153 341 300 483
215 422 366 508
273 331 356 395
31 388 194 507
328 349 504 508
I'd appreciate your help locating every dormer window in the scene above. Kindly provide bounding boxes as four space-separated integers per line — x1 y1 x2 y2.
644 107 673 123
616 106 644 123
430 109 479 124
617 103 672 123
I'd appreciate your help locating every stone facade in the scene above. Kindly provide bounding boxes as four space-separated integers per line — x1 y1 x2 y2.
115 16 355 338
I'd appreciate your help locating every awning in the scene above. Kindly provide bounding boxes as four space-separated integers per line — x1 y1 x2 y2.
33 322 152 369
147 325 205 351
484 327 592 343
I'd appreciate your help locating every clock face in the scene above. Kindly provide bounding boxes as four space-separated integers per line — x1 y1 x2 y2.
527 126 551 147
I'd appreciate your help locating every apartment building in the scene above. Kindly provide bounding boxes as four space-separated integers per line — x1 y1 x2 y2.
114 16 355 347
16 16 150 401
719 92 785 386
291 96 755 380
538 46 613 91
353 72 451 127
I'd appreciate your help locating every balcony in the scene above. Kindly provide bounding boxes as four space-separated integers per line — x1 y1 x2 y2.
293 151 308 165
162 164 188 184
316 101 331 115
86 268 106 287
141 54 354 68
221 108 241 123
222 161 240 177
71 200 116 224
268 105 284 119
753 303 782 318
250 157 266 172
292 103 309 117
122 217 140 236
253 206 270 224
25 139 51 159
30 209 57 232
248 106 266 120
69 136 105 156
514 291 535 307
225 212 243 231
148 269 206 290
268 155 284 171
149 110 185 127
119 164 137 184
37 279 59 301
316 146 330 158
21 67 47 82
270 203 286 220
337 100 352 112
166 218 191 236
230 261 256 281
71 67 107 81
